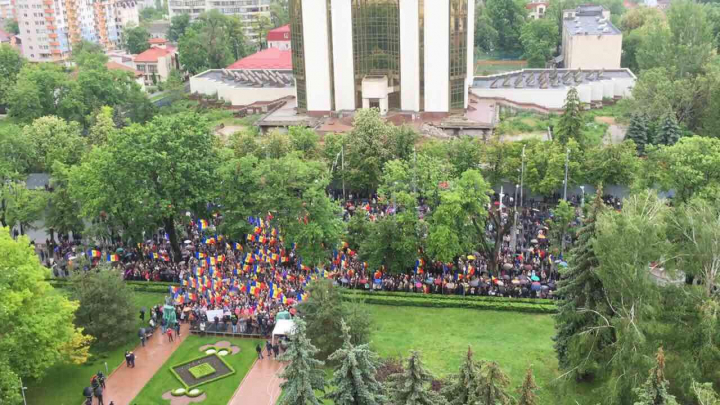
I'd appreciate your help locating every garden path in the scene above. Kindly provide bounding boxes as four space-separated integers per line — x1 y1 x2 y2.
227 356 284 405
94 324 190 405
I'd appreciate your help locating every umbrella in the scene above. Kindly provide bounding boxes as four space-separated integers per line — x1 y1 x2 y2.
496 281 504 287
524 264 532 271
559 261 568 268
541 285 550 291
138 328 145 337
511 279 520 285
116 247 124 253
531 275 540 281
494 201 500 206
502 275 510 280
83 387 93 397
531 282 542 291
467 255 476 260
289 308 296 315
531 239 538 244
184 240 191 244
537 234 546 239
502 263 513 270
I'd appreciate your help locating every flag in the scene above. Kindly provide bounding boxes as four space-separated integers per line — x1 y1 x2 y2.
150 252 159 260
182 279 188 287
195 252 206 259
232 242 242 251
106 253 119 262
297 292 305 302
198 219 209 231
88 249 101 258
169 286 179 295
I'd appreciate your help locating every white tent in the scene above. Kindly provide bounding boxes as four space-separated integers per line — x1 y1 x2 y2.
272 319 296 344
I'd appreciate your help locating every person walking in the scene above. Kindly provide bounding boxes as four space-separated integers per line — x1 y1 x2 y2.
129 351 136 368
256 343 263 360
265 340 273 358
139 328 146 347
125 351 132 367
174 321 181 337
97 371 106 389
167 327 174 342
273 342 280 358
94 385 104 405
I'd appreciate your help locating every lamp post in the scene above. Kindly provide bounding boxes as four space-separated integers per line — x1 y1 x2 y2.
563 148 570 201
580 185 585 208
19 377 27 405
520 145 526 208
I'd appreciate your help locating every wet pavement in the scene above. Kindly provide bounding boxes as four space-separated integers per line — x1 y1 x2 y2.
227 357 284 405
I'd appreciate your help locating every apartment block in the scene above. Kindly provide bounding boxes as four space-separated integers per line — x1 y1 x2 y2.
168 0 270 41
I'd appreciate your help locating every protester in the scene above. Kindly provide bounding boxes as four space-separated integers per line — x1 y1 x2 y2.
256 343 263 360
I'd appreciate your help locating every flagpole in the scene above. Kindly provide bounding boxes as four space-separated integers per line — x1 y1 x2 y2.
341 144 346 201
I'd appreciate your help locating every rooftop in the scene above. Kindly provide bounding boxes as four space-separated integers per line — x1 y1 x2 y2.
148 37 167 44
563 5 620 35
526 2 548 9
267 24 290 41
227 48 292 70
106 61 143 78
134 46 174 63
195 68 294 88
472 68 635 89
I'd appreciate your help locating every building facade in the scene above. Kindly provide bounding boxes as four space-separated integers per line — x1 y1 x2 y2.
561 5 621 70
133 38 178 85
525 0 547 20
267 24 289 50
0 0 16 19
168 0 270 41
289 0 474 115
16 0 138 62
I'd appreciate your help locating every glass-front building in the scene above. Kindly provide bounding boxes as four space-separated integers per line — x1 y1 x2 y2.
289 0 475 114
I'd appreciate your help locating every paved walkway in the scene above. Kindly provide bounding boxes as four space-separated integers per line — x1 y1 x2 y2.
228 357 285 405
99 324 190 405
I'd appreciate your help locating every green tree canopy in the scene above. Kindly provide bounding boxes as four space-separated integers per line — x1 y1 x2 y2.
0 229 92 404
441 347 483 405
168 13 191 41
520 18 559 68
388 351 446 405
633 348 679 405
485 0 526 53
555 88 583 145
123 25 151 54
178 10 249 74
23 116 85 172
0 44 24 105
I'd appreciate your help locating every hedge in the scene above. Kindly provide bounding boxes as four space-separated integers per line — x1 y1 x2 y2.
341 289 558 306
47 278 181 294
341 292 558 314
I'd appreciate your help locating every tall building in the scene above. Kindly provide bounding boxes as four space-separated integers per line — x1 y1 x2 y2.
16 0 138 62
0 0 16 20
168 0 270 41
288 0 475 115
561 5 621 70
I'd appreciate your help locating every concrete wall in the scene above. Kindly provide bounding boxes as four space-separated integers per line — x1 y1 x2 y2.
302 0 332 112
399 0 420 111
470 87 569 109
268 40 291 50
190 74 296 106
424 0 449 112
565 33 622 70
331 0 355 111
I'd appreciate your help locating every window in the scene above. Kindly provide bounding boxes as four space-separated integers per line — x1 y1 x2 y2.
448 0 468 110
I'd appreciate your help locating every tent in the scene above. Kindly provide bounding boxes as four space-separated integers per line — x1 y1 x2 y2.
276 311 291 320
272 319 296 344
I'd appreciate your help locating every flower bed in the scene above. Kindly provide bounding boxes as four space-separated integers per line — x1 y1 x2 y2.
170 353 235 389
188 363 216 379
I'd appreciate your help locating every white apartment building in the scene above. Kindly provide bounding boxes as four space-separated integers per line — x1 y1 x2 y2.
0 0 16 20
561 5 622 70
168 0 270 41
16 0 138 62
289 0 475 115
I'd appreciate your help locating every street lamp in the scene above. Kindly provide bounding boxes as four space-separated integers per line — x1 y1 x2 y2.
19 377 27 405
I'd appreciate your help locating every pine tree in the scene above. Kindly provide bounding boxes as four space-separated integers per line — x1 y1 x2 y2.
555 87 584 145
626 114 650 154
554 186 614 379
325 320 386 405
388 351 446 405
632 347 679 405
277 318 326 405
516 367 539 405
441 347 483 405
656 115 681 146
474 361 512 405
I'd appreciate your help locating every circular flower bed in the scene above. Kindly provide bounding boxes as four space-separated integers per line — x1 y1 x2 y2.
187 388 204 398
171 388 186 397
204 347 217 355
218 349 229 356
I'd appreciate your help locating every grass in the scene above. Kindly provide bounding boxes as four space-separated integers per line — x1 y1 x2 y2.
365 304 596 405
188 363 216 379
131 336 261 404
25 291 166 405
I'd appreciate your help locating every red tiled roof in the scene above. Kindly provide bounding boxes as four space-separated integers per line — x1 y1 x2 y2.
267 24 290 41
106 61 143 78
134 47 172 63
226 48 292 70
148 37 167 44
526 2 548 9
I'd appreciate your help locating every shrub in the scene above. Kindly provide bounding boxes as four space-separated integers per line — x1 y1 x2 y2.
187 388 203 397
376 357 405 384
341 293 557 314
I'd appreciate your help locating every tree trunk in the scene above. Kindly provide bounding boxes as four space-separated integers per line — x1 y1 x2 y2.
163 216 182 263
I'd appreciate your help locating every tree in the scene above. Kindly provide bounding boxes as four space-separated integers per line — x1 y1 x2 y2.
475 8 499 53
0 229 92 404
345 213 371 253
555 88 583 145
139 6 165 22
344 108 395 194
2 182 48 235
485 0 526 54
45 162 84 238
656 115 681 146
583 142 639 187
475 362 512 405
297 279 372 359
277 318 326 405
626 113 650 154
23 116 85 172
632 348 679 405
69 113 217 257
388 351 446 405
523 139 583 197
123 25 151 54
554 190 613 379
0 122 35 181
4 19 18 34
69 267 137 348
250 15 273 49
0 45 24 105
7 63 71 122
550 199 575 254
517 367 539 405
89 106 117 147
441 347 483 405
325 320 386 405
360 203 421 274
178 11 248 74
270 0 290 27
520 19 559 68
168 13 191 42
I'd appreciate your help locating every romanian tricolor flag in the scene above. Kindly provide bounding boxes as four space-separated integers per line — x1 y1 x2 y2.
189 292 198 301
182 279 189 287
106 253 119 262
297 292 306 302
169 286 179 295
247 234 255 242
232 242 242 251
150 252 159 260
198 219 209 231
195 252 206 259
88 249 101 259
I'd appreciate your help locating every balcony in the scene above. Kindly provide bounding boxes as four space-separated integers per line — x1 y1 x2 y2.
49 41 60 46
43 0 53 5
48 31 57 37
44 8 53 14
51 49 61 54
45 16 54 21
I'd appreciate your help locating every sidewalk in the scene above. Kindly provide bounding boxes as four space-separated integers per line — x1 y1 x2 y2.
228 357 285 405
98 324 190 405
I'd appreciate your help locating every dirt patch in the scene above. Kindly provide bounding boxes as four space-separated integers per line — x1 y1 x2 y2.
161 391 207 404
172 354 234 388
595 116 616 125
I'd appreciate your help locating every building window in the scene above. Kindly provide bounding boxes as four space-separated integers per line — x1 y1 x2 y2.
448 0 468 110
289 0 306 110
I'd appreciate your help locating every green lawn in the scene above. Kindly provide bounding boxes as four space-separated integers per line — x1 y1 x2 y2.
25 291 167 405
365 304 595 405
131 335 261 404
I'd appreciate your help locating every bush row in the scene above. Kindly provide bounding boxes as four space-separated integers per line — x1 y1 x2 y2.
341 289 558 307
341 293 558 314
47 278 180 294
